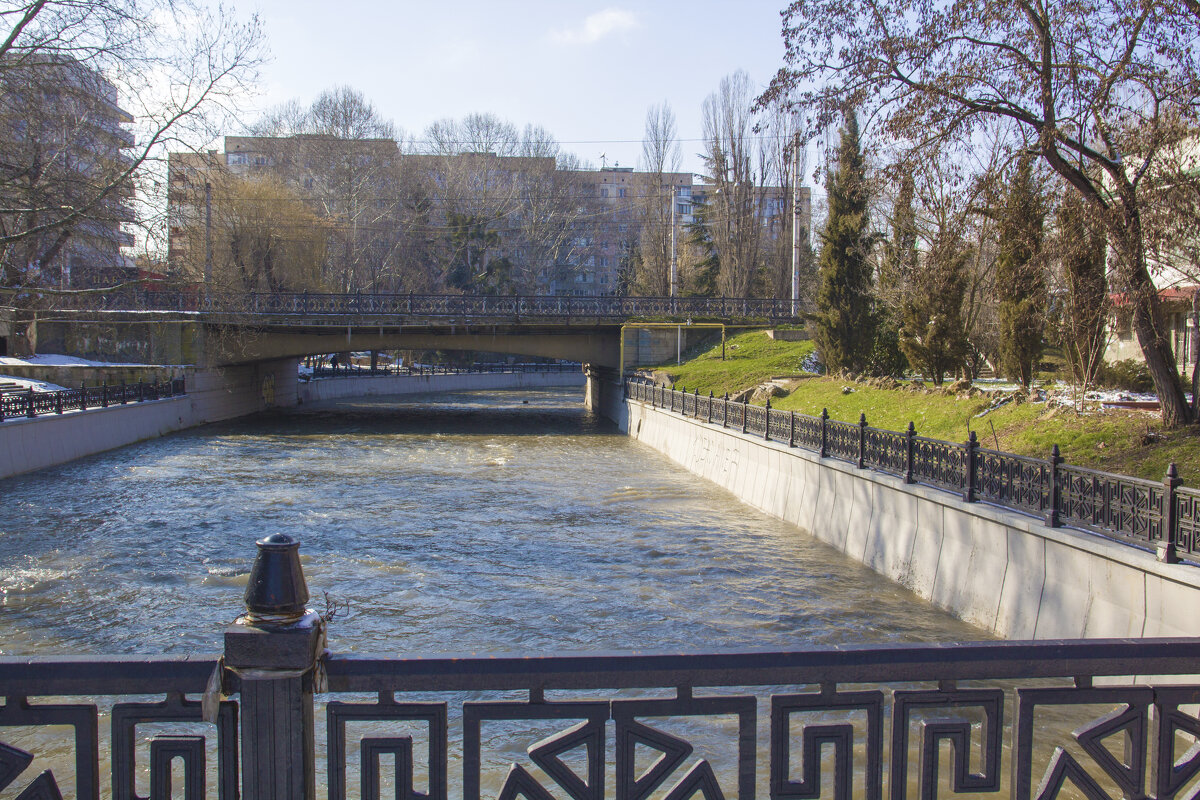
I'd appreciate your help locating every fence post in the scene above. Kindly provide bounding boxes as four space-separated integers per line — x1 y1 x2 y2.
25 388 35 418
102 383 109 408
55 391 63 415
1045 444 1062 528
225 534 324 800
138 382 146 403
707 391 714 424
1161 463 1181 564
905 422 916 484
820 408 829 458
120 381 128 405
789 411 795 448
80 383 88 411
694 388 700 419
741 397 748 434
963 431 979 503
858 413 868 468
764 398 772 440
722 393 729 428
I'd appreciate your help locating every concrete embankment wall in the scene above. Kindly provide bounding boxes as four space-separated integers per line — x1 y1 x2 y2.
297 370 584 404
618 394 1200 640
0 358 299 481
0 366 585 481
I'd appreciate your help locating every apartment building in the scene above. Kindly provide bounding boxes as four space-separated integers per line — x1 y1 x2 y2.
166 135 812 298
0 56 136 288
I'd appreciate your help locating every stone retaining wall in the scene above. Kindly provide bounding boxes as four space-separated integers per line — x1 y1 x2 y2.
0 365 585 481
297 370 584 404
619 395 1200 640
1 358 295 480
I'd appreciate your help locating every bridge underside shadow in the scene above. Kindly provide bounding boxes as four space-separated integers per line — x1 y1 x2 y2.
208 325 623 368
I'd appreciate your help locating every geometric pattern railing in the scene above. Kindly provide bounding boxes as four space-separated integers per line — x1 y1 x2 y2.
41 289 804 323
8 636 1200 799
0 378 186 423
627 377 1199 564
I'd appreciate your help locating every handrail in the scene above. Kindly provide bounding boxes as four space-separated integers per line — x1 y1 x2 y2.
36 289 804 322
0 378 185 423
307 362 580 379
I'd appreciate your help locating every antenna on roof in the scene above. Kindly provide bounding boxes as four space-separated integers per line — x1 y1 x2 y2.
599 152 608 169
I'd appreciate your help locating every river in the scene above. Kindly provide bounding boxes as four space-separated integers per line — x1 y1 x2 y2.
0 386 997 798
0 386 984 655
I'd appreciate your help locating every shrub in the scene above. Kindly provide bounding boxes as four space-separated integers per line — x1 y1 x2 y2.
1098 359 1154 393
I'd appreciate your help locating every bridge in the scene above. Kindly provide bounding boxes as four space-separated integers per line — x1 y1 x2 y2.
14 290 804 369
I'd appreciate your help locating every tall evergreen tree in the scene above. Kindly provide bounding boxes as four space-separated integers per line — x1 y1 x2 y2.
872 171 919 376
995 158 1047 389
899 224 971 386
1055 189 1109 392
813 110 876 374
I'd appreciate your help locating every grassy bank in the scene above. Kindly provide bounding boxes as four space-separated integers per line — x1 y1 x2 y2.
645 330 1200 482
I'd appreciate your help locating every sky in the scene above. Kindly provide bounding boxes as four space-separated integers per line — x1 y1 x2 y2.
230 0 795 176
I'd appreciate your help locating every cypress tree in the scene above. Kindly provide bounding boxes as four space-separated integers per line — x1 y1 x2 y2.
996 157 1047 389
872 171 918 377
813 110 875 374
1056 188 1108 390
899 224 970 386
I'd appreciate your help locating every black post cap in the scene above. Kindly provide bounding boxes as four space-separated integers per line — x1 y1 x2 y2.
244 533 310 622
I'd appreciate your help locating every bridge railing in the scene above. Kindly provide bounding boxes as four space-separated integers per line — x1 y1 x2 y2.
0 378 185 423
39 289 803 322
626 377 1200 563
308 362 580 379
3 533 1200 800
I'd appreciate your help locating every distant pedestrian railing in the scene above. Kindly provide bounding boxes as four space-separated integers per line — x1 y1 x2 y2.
309 362 580 379
4 533 1200 800
626 376 1200 564
0 378 185 423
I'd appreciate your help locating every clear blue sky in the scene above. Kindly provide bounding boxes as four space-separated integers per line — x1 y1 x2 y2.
237 1 793 175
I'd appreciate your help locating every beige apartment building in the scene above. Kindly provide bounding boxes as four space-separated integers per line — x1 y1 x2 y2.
167 135 811 298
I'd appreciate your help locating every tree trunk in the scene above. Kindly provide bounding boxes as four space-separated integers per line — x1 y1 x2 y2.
1115 206 1192 426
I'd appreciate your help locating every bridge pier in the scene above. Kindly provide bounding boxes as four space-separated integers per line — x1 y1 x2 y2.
583 365 624 423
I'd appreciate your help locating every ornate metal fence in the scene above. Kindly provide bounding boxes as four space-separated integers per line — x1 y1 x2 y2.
0 378 185 423
40 290 803 323
626 377 1200 563
5 534 1200 800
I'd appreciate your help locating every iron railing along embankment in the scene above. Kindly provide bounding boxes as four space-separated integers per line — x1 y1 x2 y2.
4 534 1200 800
627 377 1200 564
39 289 802 322
309 362 580 379
0 378 185 423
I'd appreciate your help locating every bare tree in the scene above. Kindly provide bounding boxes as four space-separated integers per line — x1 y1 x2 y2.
760 0 1200 425
0 0 264 289
247 87 403 292
700 70 771 298
632 101 680 295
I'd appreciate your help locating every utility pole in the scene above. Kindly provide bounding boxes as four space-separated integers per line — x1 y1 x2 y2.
669 184 678 299
204 181 213 301
791 132 801 318
670 184 680 362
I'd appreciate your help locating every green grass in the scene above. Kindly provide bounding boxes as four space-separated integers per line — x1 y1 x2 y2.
647 330 1200 483
650 330 817 398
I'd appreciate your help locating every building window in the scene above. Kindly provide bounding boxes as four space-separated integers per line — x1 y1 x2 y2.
600 187 609 198
617 187 627 198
